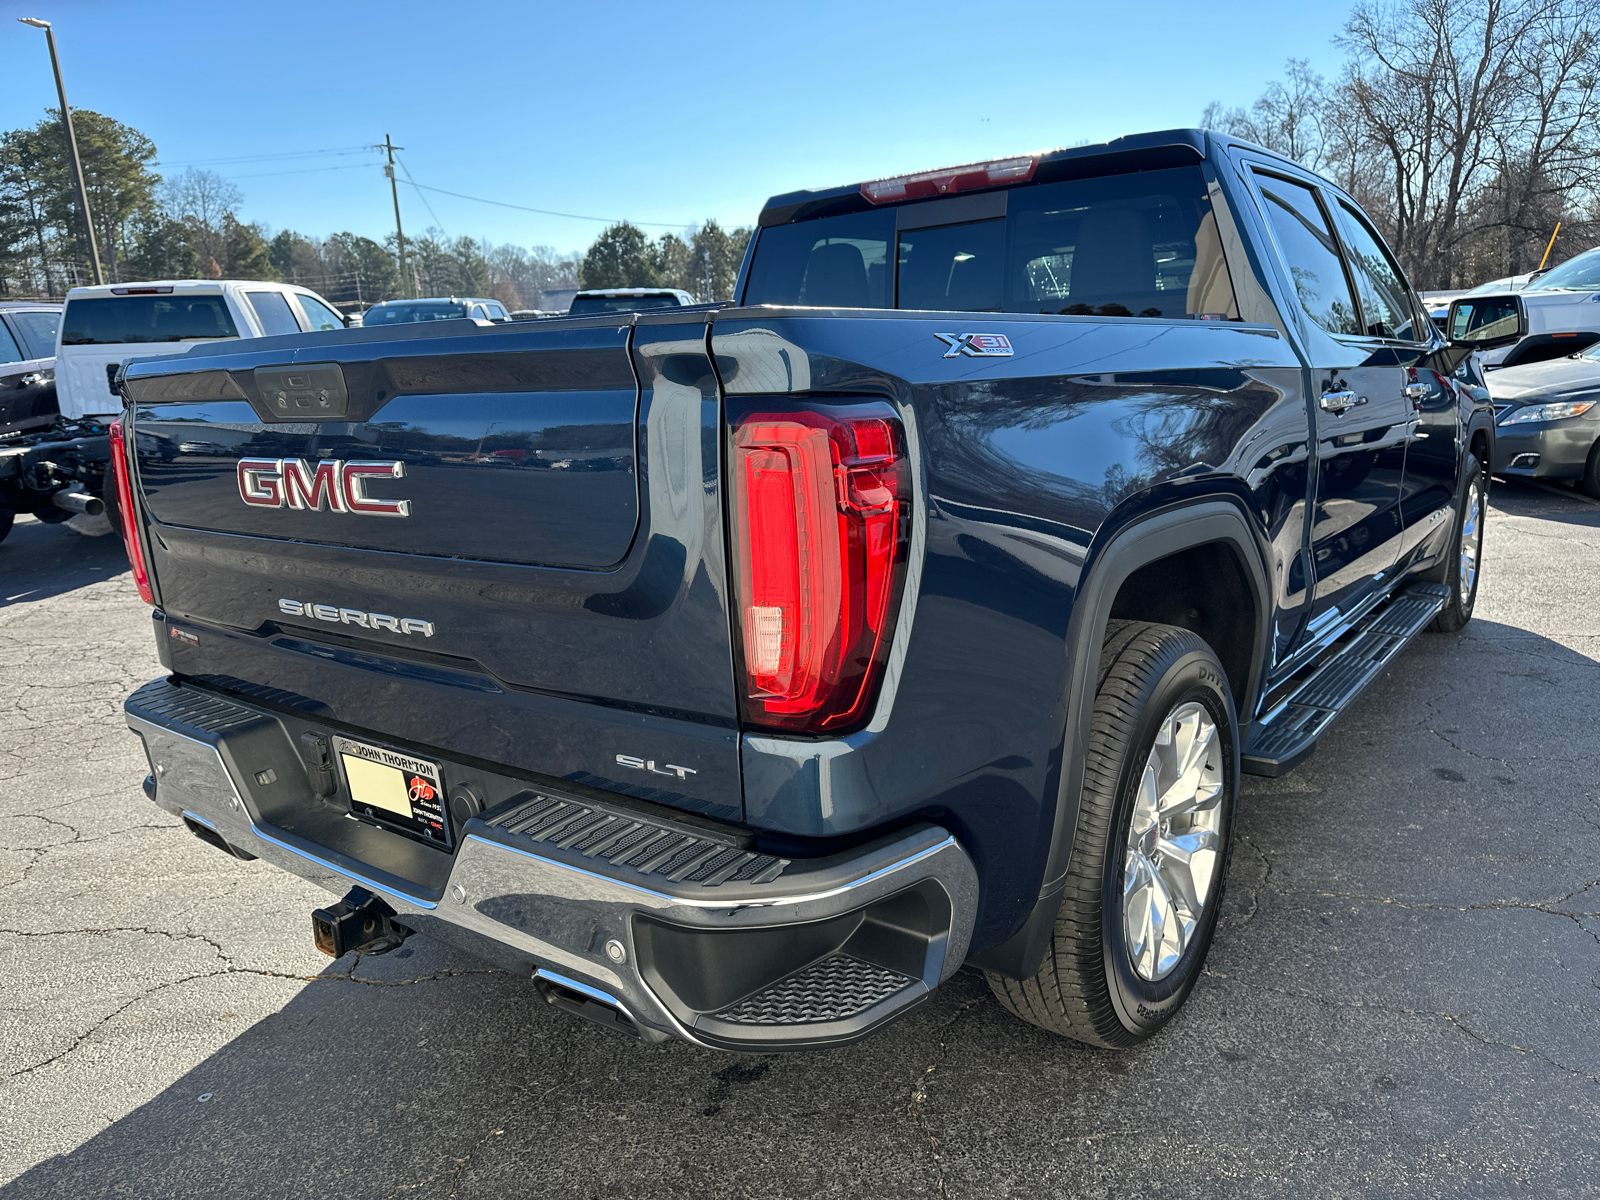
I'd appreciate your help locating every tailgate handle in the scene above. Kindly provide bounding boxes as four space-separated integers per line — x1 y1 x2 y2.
254 363 349 420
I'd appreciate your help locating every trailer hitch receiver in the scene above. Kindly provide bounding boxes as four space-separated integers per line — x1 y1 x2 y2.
311 887 413 958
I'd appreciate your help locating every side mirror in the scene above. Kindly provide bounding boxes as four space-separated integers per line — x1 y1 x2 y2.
1447 294 1526 351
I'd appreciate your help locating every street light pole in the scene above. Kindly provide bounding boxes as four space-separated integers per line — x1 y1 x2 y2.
18 18 103 287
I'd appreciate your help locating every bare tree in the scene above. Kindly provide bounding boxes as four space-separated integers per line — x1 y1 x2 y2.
160 167 242 272
1202 59 1333 170
1338 0 1600 287
1206 0 1600 289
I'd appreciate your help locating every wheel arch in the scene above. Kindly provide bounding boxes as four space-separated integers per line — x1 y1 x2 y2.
967 498 1269 978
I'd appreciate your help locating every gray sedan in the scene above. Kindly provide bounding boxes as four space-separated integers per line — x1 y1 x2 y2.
1488 344 1600 496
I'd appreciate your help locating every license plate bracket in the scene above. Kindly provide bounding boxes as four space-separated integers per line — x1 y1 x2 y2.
333 736 449 848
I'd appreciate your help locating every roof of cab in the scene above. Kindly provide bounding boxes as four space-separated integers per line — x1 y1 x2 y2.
61 279 314 298
757 128 1212 227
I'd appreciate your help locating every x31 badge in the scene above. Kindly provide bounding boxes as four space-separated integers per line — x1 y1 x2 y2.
935 332 1014 359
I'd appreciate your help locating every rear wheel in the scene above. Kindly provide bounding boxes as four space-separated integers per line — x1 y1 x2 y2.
987 621 1237 1047
0 510 12 544
1583 441 1600 501
1429 457 1485 633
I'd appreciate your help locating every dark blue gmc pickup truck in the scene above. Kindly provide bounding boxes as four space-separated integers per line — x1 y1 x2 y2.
116 130 1521 1051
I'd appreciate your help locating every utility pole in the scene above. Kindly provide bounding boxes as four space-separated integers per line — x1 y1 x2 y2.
378 134 409 298
18 18 103 286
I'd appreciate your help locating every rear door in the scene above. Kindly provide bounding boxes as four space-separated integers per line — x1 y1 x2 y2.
1249 169 1411 630
123 315 743 822
0 316 55 435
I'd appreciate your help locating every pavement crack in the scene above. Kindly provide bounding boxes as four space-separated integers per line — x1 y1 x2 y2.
905 988 987 1199
1237 836 1274 923
379 1124 506 1200
1204 969 1600 1092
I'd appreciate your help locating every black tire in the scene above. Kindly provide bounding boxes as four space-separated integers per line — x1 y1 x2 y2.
0 509 12 545
986 620 1238 1047
1583 440 1600 501
1428 457 1485 633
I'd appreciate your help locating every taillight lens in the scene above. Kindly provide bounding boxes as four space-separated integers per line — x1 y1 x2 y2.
108 417 153 604
729 404 909 733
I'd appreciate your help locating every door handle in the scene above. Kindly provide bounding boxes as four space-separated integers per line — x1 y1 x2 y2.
1403 382 1430 400
1319 390 1366 413
19 373 45 387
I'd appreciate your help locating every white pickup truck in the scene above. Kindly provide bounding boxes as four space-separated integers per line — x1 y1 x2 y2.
1475 247 1600 369
0 279 346 545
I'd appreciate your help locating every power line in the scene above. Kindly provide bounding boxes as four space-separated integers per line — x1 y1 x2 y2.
222 163 383 181
155 146 377 168
395 156 445 235
398 178 689 228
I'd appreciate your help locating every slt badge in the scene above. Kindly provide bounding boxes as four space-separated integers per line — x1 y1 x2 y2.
615 754 698 781
936 332 1013 359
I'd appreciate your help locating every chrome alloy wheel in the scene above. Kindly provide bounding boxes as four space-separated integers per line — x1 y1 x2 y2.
1460 480 1483 596
1122 701 1224 982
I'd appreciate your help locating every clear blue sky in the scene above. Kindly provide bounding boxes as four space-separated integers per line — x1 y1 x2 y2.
5 0 1355 256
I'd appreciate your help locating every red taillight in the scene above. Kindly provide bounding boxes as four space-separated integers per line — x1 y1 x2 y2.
729 406 909 733
860 155 1038 204
108 418 153 604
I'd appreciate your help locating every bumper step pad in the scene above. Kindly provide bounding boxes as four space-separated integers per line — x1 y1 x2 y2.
715 954 917 1025
485 793 789 888
1243 582 1449 776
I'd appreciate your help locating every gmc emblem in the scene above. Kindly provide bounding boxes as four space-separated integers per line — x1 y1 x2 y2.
237 458 410 517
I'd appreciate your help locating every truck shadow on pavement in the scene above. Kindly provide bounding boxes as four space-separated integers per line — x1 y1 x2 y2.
0 516 129 608
4 489 1599 1200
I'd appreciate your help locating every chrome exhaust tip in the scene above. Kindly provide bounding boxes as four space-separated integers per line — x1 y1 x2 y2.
50 490 104 517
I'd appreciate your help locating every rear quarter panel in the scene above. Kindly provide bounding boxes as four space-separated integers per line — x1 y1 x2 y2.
715 308 1305 947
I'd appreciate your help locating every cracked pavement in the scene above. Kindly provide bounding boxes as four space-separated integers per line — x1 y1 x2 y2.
2 479 1598 1199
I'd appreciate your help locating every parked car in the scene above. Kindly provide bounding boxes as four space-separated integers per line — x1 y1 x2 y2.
1487 341 1600 496
362 297 512 325
116 128 1510 1053
1471 247 1600 370
0 300 61 437
567 288 696 315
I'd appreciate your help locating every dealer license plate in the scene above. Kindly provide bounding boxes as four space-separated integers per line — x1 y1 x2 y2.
334 736 449 847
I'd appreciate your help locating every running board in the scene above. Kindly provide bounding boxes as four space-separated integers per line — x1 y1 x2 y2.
1242 582 1450 777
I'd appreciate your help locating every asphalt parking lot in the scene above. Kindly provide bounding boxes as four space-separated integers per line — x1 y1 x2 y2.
2 481 1598 1200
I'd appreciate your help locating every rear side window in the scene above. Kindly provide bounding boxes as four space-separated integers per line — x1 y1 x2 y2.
1332 202 1422 341
10 310 59 357
742 166 1238 319
294 293 345 331
1252 173 1361 337
246 290 302 336
60 296 239 345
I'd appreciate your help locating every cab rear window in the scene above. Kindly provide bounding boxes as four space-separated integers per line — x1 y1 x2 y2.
743 166 1238 320
61 296 239 345
568 295 685 315
364 303 469 324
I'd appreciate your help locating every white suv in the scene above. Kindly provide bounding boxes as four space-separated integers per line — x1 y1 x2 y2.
55 279 347 419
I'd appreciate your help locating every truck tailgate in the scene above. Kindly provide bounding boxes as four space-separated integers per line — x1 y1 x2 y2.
122 317 742 821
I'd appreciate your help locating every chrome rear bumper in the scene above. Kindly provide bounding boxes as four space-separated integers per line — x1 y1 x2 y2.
126 678 978 1049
